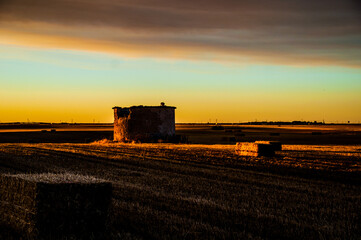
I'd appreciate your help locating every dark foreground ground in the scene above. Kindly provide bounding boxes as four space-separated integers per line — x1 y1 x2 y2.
0 124 360 239
0 141 360 239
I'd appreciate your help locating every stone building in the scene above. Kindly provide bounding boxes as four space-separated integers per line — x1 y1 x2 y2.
113 103 176 142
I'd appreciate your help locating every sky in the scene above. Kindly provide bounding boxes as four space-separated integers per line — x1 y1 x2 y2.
0 0 360 123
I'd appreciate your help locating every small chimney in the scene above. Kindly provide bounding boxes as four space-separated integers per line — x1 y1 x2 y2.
160 102 165 107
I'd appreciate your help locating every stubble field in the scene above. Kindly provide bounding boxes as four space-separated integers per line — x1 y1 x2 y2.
0 140 360 239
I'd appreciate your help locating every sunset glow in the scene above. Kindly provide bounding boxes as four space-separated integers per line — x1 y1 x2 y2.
1 0 360 123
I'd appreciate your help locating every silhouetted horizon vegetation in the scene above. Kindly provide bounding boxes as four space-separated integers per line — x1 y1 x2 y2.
0 121 360 128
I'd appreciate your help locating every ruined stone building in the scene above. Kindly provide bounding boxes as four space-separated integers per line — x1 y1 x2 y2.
113 103 176 142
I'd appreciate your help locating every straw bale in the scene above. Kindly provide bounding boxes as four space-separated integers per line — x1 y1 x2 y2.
235 150 260 157
235 142 275 157
0 173 112 240
255 141 282 151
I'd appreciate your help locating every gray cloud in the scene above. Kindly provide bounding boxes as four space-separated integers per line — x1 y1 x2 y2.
0 0 360 66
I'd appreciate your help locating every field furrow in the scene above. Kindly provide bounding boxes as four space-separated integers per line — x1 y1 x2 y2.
0 143 360 239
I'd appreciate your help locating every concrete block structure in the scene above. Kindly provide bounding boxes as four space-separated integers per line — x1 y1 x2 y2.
113 103 176 142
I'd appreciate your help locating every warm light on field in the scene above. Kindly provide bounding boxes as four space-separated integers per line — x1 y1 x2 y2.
1 0 361 238
1 140 360 238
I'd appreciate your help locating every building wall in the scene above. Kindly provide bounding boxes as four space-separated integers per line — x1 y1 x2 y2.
114 107 175 142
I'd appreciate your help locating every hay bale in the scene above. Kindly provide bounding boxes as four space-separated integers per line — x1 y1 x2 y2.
0 173 112 239
255 141 282 151
235 142 275 157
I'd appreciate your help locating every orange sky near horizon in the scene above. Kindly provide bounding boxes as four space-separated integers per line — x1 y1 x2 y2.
0 0 360 123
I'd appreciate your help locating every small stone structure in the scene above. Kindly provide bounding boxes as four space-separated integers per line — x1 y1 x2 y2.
235 141 282 157
0 173 112 239
113 103 176 142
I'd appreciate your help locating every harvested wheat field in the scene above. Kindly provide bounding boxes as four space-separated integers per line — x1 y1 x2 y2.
0 142 360 239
